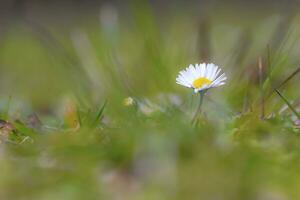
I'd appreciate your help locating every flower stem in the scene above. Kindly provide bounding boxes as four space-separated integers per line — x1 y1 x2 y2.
192 91 205 125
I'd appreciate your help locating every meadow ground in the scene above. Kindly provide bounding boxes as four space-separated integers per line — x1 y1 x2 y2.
0 1 300 199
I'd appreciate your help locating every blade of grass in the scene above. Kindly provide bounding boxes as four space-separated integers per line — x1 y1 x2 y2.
258 57 265 119
266 66 300 100
275 66 300 90
76 107 82 127
3 95 12 120
267 44 272 73
275 89 300 120
242 78 251 113
270 14 295 57
233 30 252 67
93 100 108 126
198 17 211 61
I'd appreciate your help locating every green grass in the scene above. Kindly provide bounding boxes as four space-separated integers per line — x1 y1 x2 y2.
0 3 300 200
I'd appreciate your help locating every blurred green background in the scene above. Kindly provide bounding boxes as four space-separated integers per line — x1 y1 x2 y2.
0 0 300 199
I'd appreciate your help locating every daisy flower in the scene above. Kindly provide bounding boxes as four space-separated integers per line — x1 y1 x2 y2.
123 97 135 106
176 63 227 93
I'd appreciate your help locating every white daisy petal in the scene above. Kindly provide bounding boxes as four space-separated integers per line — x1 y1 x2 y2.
212 68 222 81
212 73 227 84
204 63 210 78
199 63 206 77
210 65 218 80
212 77 227 87
195 64 202 77
207 63 216 80
176 63 227 92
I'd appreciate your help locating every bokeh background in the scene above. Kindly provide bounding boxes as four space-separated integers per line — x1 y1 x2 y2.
0 0 300 199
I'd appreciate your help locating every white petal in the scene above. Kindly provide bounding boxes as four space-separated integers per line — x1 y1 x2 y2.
199 63 206 77
212 68 222 81
195 64 202 77
213 73 227 84
209 65 219 80
206 63 215 80
176 62 227 91
187 64 197 79
211 74 227 87
176 75 191 87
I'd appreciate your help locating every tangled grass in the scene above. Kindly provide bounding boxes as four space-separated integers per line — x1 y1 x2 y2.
0 2 299 199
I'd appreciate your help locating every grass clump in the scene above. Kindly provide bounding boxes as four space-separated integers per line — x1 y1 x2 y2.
0 2 300 199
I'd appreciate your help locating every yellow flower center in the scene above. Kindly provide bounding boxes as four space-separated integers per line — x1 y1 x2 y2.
192 77 211 89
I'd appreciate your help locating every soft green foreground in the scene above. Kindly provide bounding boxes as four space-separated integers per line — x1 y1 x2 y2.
0 4 299 200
